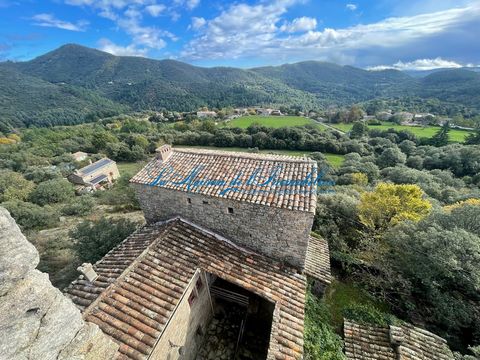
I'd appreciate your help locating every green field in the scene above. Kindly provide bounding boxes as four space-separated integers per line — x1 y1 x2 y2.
175 145 345 167
225 115 316 129
117 161 147 175
330 122 472 142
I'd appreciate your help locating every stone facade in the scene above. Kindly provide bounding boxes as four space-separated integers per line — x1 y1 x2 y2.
149 270 213 360
0 207 119 360
132 184 314 268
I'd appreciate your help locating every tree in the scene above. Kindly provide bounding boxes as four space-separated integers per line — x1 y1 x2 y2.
3 201 59 230
30 178 74 206
0 170 35 202
71 217 139 263
428 122 450 147
380 206 480 350
347 106 364 123
92 131 118 150
465 129 480 145
358 183 431 232
350 122 368 138
377 147 406 168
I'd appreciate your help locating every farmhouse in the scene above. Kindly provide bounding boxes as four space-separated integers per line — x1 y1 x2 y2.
64 145 331 360
68 157 120 190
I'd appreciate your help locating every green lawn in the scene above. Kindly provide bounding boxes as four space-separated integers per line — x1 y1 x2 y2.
225 115 316 129
117 161 147 176
175 145 345 167
330 122 472 142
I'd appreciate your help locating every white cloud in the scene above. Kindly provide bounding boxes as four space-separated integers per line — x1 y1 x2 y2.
65 0 175 54
98 38 148 56
190 16 206 30
183 1 480 63
146 4 166 17
346 3 357 11
186 0 199 10
31 13 88 31
280 16 317 32
368 57 477 71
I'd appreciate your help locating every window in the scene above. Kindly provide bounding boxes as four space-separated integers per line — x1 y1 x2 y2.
187 198 192 204
228 207 234 214
196 278 203 292
188 291 196 306
202 200 209 205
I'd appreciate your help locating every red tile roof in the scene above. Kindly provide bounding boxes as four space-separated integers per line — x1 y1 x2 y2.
304 235 331 285
130 148 318 213
344 320 454 360
65 219 307 360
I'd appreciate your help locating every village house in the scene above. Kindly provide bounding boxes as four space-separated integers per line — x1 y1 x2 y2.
68 157 120 190
71 151 88 162
64 145 331 360
196 110 217 118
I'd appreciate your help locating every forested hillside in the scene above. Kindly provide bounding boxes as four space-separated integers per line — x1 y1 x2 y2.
1 44 480 130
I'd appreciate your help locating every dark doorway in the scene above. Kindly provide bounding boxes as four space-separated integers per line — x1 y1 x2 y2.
196 276 274 360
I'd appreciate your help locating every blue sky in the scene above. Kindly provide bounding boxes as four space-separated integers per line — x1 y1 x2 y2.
0 0 479 69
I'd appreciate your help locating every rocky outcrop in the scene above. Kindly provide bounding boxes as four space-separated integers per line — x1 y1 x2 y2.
0 207 119 360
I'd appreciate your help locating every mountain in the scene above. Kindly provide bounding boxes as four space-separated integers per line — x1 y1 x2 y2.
0 61 126 130
1 44 479 130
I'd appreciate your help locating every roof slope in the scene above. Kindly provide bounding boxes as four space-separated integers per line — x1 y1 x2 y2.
79 158 115 176
304 235 331 285
344 320 454 360
65 219 307 360
130 148 318 213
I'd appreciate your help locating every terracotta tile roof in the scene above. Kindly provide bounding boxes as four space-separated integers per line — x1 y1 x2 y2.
65 219 307 360
344 320 454 360
130 148 318 213
304 235 331 285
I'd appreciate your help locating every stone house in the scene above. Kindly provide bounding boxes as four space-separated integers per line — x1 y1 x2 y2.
68 157 120 190
130 146 318 269
63 145 331 360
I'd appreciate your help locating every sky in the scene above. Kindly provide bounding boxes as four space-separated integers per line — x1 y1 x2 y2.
0 0 479 69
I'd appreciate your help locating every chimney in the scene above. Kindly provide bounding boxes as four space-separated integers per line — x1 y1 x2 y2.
389 325 405 360
156 144 172 162
77 263 98 282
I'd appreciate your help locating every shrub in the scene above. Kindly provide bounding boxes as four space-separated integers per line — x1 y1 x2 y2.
2 201 59 230
71 217 139 263
343 303 395 326
30 178 74 206
0 170 35 202
304 289 346 360
61 195 96 216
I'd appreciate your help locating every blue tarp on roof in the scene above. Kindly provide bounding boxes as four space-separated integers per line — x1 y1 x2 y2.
80 158 114 176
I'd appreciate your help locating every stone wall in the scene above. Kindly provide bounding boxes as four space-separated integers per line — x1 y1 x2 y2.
132 184 314 268
0 207 119 359
149 270 213 360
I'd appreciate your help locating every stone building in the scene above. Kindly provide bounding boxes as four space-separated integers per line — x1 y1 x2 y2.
130 146 317 268
62 146 331 360
68 157 120 190
343 319 454 360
